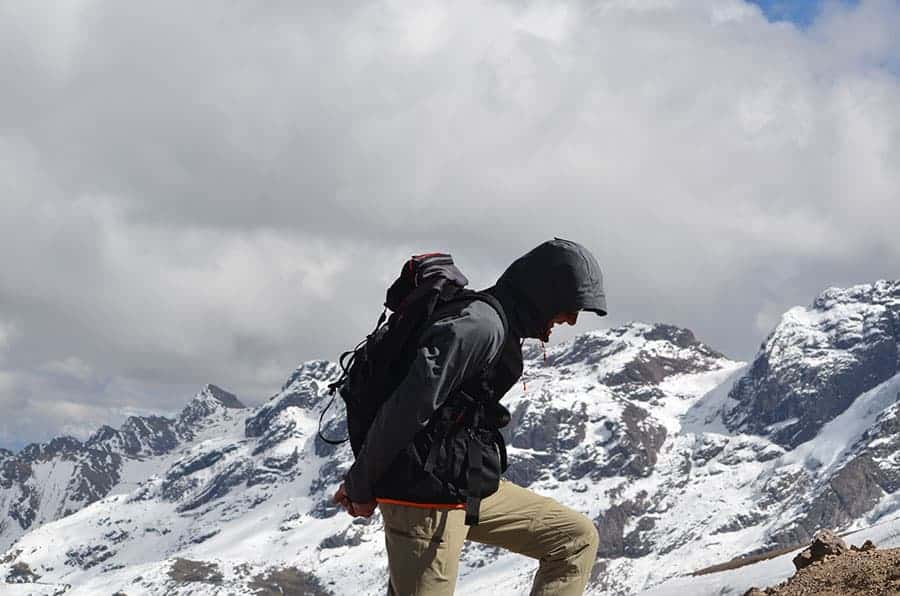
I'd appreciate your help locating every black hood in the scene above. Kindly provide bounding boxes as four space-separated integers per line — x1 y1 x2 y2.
485 238 607 340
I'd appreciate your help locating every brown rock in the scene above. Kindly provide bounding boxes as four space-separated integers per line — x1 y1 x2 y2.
793 529 850 571
792 549 814 571
809 529 848 559
756 546 900 595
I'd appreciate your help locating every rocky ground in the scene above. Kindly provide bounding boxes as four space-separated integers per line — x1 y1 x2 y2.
744 531 900 596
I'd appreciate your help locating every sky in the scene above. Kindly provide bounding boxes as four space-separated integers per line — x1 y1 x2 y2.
1 0 899 450
747 0 860 27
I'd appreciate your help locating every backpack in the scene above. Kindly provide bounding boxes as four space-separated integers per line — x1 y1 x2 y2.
317 253 508 458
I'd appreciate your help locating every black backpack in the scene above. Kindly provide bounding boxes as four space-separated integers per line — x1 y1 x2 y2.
317 253 507 457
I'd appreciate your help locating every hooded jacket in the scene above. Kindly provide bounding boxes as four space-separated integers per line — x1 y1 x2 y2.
343 238 606 504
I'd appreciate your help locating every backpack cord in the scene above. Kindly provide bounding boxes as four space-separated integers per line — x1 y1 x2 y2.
317 393 348 445
521 338 527 392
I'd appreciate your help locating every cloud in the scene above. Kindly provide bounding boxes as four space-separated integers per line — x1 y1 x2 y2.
0 0 899 447
0 318 19 355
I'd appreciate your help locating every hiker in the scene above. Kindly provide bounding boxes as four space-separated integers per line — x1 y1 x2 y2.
332 238 606 595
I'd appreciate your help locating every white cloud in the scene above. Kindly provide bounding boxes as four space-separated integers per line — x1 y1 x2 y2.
39 357 95 382
0 319 20 355
0 0 898 446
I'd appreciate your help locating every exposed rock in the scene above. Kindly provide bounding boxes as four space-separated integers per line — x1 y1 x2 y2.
713 510 766 535
249 566 332 596
20 436 83 462
67 450 123 505
246 364 338 455
771 456 886 548
692 435 728 464
851 401 900 493
602 324 727 388
603 404 667 478
246 466 282 488
166 447 234 482
509 402 587 453
792 529 848 571
605 352 705 387
623 515 657 558
543 332 619 367
724 281 900 448
319 525 364 549
176 384 245 438
753 544 900 595
65 544 115 570
593 492 649 558
8 487 39 531
121 416 180 455
309 498 341 520
262 448 299 472
167 558 223 584
504 451 555 487
177 460 251 512
247 362 338 439
0 458 31 487
280 360 340 393
758 466 811 512
0 548 21 565
852 539 877 552
104 530 130 544
5 560 40 583
162 449 236 502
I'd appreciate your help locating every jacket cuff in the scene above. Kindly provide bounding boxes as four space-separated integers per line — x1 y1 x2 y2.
344 468 374 503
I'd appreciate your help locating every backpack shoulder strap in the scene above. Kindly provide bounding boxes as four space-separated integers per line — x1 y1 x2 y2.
438 290 508 367
469 292 507 367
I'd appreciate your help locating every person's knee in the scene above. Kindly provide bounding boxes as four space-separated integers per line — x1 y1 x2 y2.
571 513 599 556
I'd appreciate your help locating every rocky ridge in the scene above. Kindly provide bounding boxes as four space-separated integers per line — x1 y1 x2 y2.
725 280 900 448
0 384 244 551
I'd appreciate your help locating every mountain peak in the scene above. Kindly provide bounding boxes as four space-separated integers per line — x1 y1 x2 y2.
176 384 245 438
280 360 338 392
724 279 900 447
18 435 84 462
198 384 245 409
812 279 900 311
537 322 730 379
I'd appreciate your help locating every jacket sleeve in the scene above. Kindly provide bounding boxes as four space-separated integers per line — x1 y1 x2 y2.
342 301 504 503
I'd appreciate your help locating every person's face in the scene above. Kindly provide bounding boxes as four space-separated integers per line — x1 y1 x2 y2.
540 310 579 341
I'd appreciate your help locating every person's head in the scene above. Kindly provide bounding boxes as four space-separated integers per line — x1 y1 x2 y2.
493 238 606 340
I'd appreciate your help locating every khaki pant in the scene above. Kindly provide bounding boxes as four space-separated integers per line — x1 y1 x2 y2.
380 479 599 596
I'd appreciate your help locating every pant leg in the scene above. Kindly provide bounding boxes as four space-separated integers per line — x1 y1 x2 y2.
380 503 468 596
466 479 599 596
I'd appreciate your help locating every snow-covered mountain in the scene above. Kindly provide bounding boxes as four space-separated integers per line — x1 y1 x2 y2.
0 384 245 552
1 281 899 595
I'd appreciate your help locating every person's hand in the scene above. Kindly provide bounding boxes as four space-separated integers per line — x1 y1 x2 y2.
333 482 377 518
333 482 352 512
349 499 377 518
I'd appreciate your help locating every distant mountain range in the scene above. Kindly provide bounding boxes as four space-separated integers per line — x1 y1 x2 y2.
1 280 899 595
